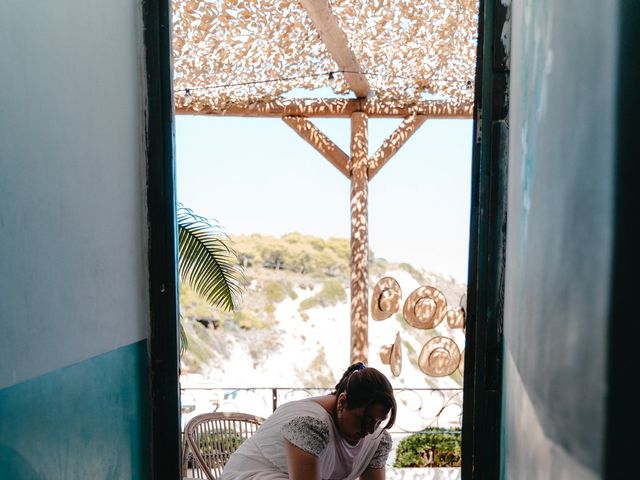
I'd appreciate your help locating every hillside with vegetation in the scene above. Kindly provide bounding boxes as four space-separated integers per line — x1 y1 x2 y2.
179 232 467 392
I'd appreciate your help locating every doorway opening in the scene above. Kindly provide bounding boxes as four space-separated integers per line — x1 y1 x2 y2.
146 1 508 479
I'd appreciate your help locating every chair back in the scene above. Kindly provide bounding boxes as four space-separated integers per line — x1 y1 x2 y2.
184 411 265 480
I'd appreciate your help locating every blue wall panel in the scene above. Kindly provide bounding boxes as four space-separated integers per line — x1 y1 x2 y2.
0 340 150 479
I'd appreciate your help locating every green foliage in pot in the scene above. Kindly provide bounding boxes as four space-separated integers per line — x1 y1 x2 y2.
201 430 244 451
393 428 461 468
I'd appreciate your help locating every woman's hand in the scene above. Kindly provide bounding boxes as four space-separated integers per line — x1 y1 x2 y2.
285 440 321 480
360 467 386 480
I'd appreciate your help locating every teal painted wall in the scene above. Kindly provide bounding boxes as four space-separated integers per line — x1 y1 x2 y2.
502 0 619 478
0 341 150 479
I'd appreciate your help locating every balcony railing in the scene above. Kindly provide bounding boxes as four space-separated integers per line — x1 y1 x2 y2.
180 386 463 434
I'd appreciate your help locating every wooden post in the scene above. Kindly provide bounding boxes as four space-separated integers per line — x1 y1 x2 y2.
350 112 369 364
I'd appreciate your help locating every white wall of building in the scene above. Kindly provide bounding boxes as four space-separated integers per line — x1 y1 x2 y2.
0 0 150 388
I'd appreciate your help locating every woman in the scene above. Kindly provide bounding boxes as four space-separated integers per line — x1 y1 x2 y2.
221 362 397 480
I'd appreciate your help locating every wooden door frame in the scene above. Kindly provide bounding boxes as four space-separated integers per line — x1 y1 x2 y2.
605 2 640 477
461 0 510 478
144 0 182 478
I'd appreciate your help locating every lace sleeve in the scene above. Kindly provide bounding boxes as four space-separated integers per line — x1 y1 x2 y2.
367 430 393 469
281 415 330 457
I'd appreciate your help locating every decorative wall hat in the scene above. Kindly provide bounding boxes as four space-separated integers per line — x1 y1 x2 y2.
371 277 402 321
458 350 465 376
402 286 447 329
458 293 467 311
445 306 465 330
418 336 461 377
455 293 467 332
379 332 402 377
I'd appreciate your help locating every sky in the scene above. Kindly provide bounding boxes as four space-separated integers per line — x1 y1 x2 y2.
175 115 473 283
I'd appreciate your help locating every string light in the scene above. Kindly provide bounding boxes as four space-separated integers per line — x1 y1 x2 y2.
175 70 471 94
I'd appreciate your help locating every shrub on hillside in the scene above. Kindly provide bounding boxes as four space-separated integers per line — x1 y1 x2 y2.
231 233 350 276
316 280 346 305
399 262 426 284
264 281 287 303
393 428 461 468
299 280 346 310
299 297 319 311
233 310 269 329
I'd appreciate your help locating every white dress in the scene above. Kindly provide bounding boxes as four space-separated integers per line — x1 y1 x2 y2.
220 397 392 480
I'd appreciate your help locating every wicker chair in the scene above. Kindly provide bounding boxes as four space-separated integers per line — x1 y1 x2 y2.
183 412 265 479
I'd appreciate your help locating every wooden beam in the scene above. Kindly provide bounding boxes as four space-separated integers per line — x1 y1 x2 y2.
176 98 473 118
299 0 370 98
350 111 369 364
282 116 350 178
368 115 428 180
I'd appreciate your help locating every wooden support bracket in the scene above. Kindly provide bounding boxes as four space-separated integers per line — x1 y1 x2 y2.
282 116 350 178
368 115 428 179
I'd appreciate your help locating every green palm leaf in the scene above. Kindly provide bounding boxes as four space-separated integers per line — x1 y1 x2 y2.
179 315 189 356
177 205 243 312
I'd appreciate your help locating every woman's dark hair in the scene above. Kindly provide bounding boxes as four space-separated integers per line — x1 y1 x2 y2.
332 362 397 430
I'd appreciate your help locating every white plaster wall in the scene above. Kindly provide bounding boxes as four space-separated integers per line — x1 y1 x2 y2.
0 0 149 388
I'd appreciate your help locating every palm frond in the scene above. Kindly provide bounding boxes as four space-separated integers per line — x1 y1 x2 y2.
177 205 244 311
179 314 189 356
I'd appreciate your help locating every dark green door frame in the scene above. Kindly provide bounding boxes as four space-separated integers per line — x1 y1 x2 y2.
462 0 510 478
143 0 181 478
605 1 640 477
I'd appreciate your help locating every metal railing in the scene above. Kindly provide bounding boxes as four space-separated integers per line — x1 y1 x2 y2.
180 386 463 434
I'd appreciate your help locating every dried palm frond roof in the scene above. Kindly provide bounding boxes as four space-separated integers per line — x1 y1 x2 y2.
172 0 478 117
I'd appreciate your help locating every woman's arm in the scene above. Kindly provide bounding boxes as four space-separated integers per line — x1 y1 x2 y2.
360 467 385 480
285 440 321 480
360 429 392 480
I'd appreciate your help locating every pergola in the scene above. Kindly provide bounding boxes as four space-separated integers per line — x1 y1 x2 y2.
172 0 478 364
